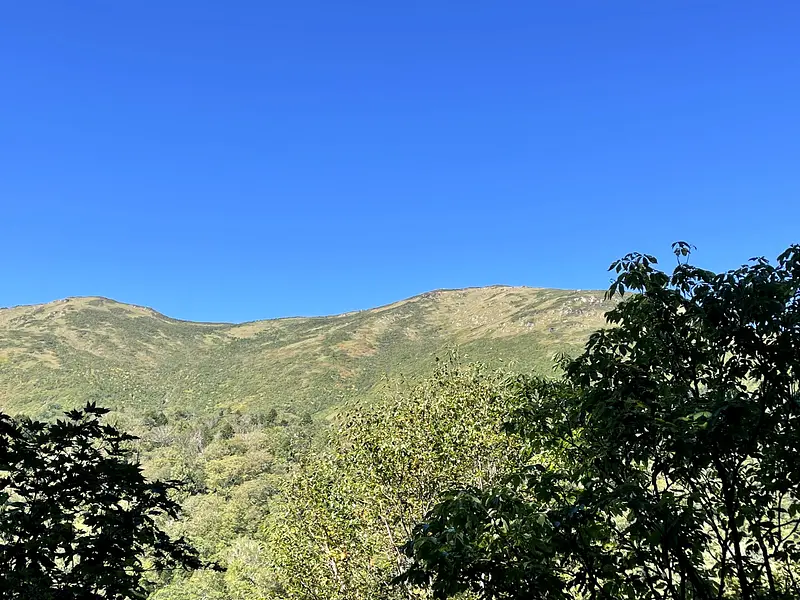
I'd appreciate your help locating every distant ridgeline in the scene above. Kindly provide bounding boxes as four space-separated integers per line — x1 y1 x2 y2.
0 286 610 426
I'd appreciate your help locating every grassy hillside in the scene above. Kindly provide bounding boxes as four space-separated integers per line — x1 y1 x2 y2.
0 286 611 423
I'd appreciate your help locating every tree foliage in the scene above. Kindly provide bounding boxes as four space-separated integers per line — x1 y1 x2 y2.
398 244 800 600
0 403 212 599
264 358 530 599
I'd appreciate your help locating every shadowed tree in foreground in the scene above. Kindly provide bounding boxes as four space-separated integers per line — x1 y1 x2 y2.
0 402 214 599
396 243 800 600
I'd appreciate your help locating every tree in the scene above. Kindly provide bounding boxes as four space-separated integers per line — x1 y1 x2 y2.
264 358 530 600
397 243 800 600
0 402 215 599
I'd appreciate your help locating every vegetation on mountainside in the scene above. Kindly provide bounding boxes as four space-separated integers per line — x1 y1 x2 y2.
0 287 609 425
143 358 527 599
0 286 612 598
0 403 213 599
398 243 800 599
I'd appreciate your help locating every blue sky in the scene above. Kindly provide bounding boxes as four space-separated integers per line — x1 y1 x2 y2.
1 1 798 323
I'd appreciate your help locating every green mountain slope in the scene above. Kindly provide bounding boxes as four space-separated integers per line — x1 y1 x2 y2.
0 286 611 421
1 285 615 598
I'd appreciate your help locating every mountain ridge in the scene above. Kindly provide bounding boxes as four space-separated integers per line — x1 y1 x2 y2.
0 284 604 324
0 285 612 426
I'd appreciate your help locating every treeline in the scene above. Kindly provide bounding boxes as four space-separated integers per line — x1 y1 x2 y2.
148 357 529 599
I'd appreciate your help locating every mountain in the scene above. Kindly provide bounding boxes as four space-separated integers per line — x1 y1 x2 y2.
0 286 611 423
1 285 615 598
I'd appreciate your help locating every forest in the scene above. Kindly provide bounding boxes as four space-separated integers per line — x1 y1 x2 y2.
3 242 800 600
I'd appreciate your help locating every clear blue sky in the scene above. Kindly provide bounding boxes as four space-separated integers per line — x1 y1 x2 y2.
2 1 798 323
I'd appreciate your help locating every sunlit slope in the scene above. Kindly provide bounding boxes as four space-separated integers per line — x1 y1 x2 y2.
0 287 611 420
